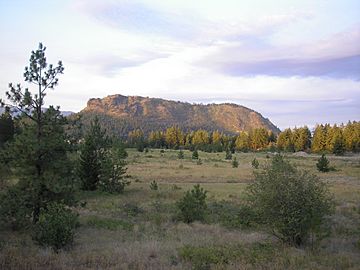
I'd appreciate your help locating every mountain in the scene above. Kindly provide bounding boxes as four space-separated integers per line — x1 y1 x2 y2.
0 107 74 117
77 94 279 136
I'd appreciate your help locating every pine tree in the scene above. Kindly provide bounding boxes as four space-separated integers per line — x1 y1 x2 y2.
251 158 259 169
0 107 14 148
232 157 239 168
79 117 108 190
178 149 184 159
98 148 129 193
0 43 74 224
225 148 232 160
316 154 330 172
192 149 199 160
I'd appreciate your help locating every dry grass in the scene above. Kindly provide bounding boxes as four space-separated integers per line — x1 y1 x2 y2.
1 149 359 269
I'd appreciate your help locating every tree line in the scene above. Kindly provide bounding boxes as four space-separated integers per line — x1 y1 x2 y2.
124 122 360 154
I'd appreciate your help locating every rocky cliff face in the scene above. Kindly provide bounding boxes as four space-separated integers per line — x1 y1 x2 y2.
80 94 279 134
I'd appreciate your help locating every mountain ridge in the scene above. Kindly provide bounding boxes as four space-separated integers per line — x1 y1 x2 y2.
79 94 280 135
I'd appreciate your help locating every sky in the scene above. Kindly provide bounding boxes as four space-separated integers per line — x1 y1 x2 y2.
0 0 359 130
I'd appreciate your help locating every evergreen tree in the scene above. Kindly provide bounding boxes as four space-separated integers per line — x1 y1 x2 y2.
178 149 184 159
192 149 199 160
251 158 259 169
0 43 74 224
225 148 232 160
79 117 108 190
232 157 239 168
316 154 330 172
0 107 14 148
98 148 129 193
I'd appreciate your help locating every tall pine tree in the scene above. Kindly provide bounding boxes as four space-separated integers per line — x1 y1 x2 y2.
0 43 74 224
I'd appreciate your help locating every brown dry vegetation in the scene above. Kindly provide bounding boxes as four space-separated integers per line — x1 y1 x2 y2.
1 149 360 269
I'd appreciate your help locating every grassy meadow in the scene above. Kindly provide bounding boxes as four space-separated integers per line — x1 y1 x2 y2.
1 149 360 269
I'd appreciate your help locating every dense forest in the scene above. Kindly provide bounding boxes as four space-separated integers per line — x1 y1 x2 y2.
65 115 359 154
2 109 359 155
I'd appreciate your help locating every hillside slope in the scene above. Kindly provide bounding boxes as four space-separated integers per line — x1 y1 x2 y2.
78 94 279 136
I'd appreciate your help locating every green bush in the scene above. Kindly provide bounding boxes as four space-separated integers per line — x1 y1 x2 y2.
232 157 239 168
225 149 232 160
122 203 144 217
0 186 32 230
206 201 257 229
176 184 207 223
316 154 330 172
178 149 184 159
150 180 158 191
179 243 277 270
179 245 236 270
247 154 334 246
33 203 78 251
251 158 259 169
192 149 199 160
86 216 133 231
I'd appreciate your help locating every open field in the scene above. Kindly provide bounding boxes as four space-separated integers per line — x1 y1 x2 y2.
1 149 360 269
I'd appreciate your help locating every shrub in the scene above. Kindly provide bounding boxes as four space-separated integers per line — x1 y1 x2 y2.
196 158 202 165
207 201 257 229
150 180 158 191
192 149 199 160
86 216 133 231
316 154 330 172
172 184 182 190
246 154 334 246
33 203 78 251
178 149 184 159
179 245 238 270
251 158 259 169
232 157 239 168
225 149 232 160
0 186 32 230
122 203 144 217
177 184 207 223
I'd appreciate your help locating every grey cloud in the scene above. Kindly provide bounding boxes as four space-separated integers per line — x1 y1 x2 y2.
219 54 360 80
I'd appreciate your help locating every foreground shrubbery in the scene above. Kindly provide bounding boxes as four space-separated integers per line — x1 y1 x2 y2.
33 203 78 251
247 154 335 246
176 184 207 223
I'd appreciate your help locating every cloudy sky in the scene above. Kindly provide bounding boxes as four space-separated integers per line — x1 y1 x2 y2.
0 0 359 129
